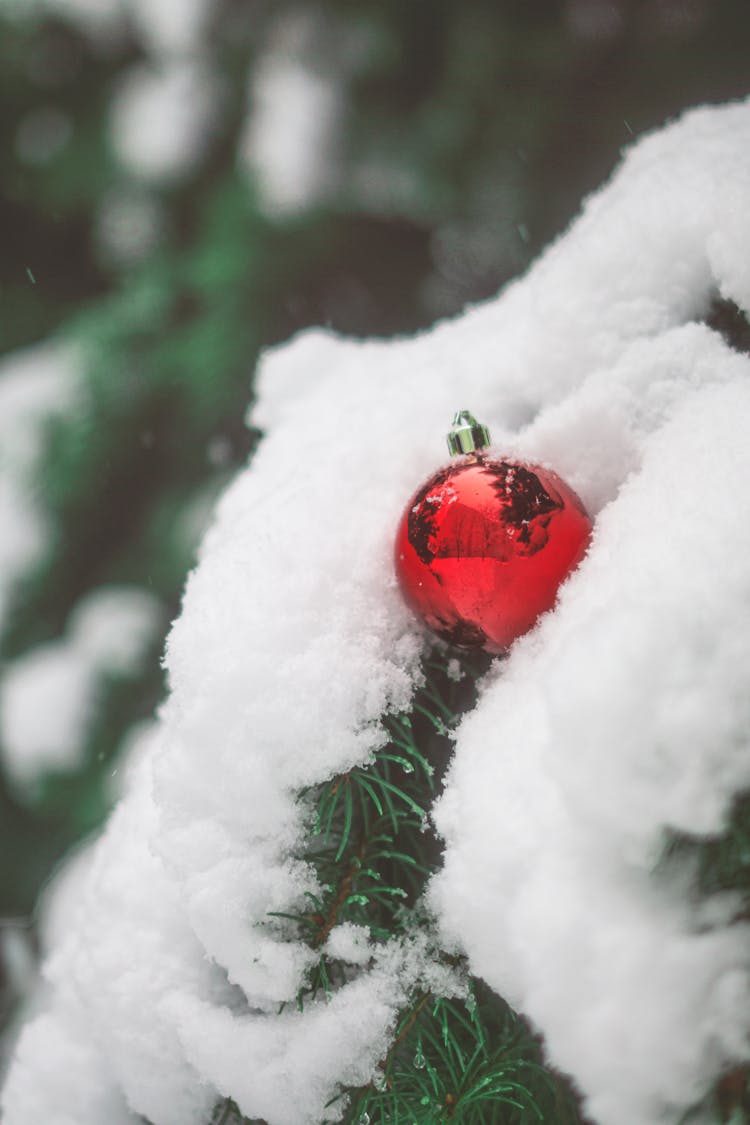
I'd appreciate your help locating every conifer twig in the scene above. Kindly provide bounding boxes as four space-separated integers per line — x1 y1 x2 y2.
378 989 432 1084
314 836 367 948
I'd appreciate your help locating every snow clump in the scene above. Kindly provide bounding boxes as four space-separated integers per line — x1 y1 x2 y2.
238 13 345 217
1 586 161 796
109 60 220 184
0 341 79 635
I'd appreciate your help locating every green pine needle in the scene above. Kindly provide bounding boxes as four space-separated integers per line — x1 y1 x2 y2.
212 650 583 1124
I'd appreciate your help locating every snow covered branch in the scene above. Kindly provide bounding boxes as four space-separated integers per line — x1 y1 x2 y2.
4 98 750 1125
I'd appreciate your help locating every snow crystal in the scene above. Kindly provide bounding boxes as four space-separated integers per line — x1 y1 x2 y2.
6 99 750 1125
110 60 219 183
324 923 373 966
1 586 161 794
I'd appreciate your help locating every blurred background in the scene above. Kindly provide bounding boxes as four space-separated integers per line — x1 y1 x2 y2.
0 0 748 1053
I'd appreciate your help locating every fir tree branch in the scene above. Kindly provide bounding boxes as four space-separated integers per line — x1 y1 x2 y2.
212 651 583 1125
314 836 368 948
378 988 432 1085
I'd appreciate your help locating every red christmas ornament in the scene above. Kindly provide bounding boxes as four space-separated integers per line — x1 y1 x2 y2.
394 411 592 653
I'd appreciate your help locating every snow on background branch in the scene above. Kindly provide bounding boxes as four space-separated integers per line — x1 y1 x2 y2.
3 99 750 1125
0 343 79 634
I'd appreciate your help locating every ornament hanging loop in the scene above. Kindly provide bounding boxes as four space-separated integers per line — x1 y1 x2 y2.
446 410 491 457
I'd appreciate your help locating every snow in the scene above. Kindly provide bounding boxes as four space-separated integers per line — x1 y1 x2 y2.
324 923 373 967
5 98 750 1125
1 586 161 795
0 922 36 1078
109 60 219 184
0 342 79 636
238 15 344 217
94 187 165 266
3 0 220 182
0 0 213 55
431 370 750 1124
127 0 214 57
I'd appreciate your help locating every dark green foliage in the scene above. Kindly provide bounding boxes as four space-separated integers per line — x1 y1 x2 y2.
345 989 581 1125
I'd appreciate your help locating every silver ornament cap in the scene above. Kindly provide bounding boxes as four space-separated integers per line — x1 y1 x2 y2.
446 410 491 456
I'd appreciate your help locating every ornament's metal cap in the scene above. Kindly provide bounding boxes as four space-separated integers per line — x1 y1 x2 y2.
446 410 491 456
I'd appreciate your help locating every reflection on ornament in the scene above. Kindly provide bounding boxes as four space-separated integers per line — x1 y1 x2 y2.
394 411 592 653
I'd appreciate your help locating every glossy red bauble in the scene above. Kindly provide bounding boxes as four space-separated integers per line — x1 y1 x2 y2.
394 455 592 653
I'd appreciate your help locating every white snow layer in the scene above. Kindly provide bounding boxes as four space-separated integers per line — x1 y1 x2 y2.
127 0 214 57
0 586 161 794
4 99 750 1125
0 0 214 56
0 341 79 635
239 23 343 217
109 60 219 183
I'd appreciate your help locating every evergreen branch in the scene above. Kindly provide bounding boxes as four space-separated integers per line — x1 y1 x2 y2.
336 781 354 863
314 838 368 948
212 650 583 1124
347 988 577 1124
382 989 433 1080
